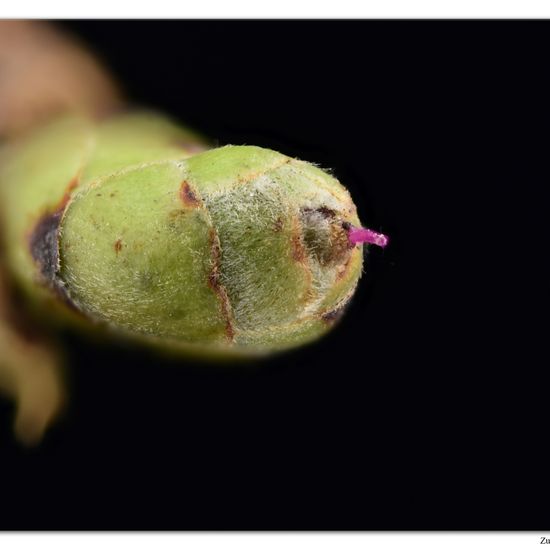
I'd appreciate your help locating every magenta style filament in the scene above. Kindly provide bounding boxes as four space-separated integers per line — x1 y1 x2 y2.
348 226 389 248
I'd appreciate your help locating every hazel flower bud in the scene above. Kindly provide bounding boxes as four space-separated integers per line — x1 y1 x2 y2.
1 114 387 358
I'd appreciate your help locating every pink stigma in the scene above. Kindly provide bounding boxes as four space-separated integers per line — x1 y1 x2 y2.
348 226 389 248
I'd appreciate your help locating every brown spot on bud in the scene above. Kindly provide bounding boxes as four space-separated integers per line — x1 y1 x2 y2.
25 173 87 309
114 239 123 254
207 228 235 342
273 217 284 232
288 216 315 307
328 223 355 262
317 206 336 219
28 208 77 309
29 210 62 284
321 308 345 325
302 206 336 219
291 228 306 263
321 300 351 325
180 181 201 208
300 207 352 267
321 291 354 326
54 175 79 211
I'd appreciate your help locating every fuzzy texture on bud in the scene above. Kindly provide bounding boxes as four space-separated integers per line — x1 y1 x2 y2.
0 113 371 358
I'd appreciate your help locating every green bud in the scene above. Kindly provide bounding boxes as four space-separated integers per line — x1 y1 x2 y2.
0 113 385 359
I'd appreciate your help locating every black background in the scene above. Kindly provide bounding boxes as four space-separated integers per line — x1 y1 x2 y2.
1 21 547 530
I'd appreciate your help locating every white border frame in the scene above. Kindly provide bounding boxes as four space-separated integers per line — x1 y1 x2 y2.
2 0 550 19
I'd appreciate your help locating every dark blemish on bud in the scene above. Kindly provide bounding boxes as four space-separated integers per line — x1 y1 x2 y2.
180 181 201 208
291 230 306 263
321 292 354 325
53 175 79 212
321 305 347 325
321 309 342 324
207 228 235 342
96 193 102 197
208 265 220 289
288 217 314 303
26 173 83 308
273 217 284 232
28 209 77 309
29 211 63 284
342 221 351 231
110 192 116 198
302 206 336 219
300 207 352 266
114 239 123 254
207 231 222 289
317 206 336 219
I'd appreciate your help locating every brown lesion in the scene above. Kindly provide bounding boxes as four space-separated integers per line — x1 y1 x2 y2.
28 209 63 284
289 214 316 308
28 173 81 277
320 286 356 326
180 180 202 208
27 209 78 310
321 307 346 325
207 228 235 342
54 175 80 212
27 175 82 308
290 216 307 263
301 205 336 220
114 238 123 254
320 298 352 326
300 206 354 267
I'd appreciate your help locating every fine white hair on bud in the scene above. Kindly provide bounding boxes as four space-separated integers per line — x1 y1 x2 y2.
0 114 388 359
